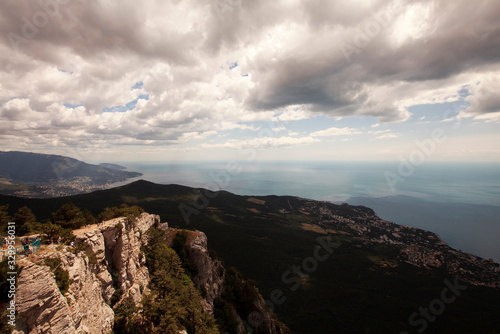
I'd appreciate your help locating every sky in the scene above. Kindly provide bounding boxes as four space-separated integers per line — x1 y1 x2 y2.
0 0 500 163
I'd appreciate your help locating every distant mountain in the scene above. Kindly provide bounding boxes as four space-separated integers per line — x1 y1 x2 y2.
0 151 142 197
0 151 141 183
98 163 127 171
1 180 499 333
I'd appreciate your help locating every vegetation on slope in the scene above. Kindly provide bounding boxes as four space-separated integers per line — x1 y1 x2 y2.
114 225 219 334
1 181 499 333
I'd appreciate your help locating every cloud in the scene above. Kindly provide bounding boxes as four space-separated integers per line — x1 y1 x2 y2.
463 74 500 115
271 126 286 132
243 0 500 122
376 133 401 139
202 136 319 149
311 127 360 137
0 0 499 155
178 131 217 142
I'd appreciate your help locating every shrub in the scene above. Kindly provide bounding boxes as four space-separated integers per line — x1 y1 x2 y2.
98 204 144 223
42 221 76 244
214 297 239 334
114 295 141 333
87 250 103 265
110 288 123 307
44 257 70 295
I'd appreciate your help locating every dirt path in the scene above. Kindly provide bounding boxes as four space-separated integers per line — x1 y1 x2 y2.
72 218 121 237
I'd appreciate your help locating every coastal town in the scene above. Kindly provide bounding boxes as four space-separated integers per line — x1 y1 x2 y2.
8 177 121 198
293 199 500 288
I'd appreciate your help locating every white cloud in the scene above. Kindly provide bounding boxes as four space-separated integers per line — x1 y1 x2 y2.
369 129 390 135
201 136 320 149
0 0 499 158
376 133 401 139
311 127 361 137
178 131 217 142
271 126 286 132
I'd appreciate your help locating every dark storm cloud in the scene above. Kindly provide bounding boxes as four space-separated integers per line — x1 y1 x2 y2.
244 0 500 121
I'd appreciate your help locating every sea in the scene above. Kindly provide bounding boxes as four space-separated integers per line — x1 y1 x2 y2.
114 161 500 263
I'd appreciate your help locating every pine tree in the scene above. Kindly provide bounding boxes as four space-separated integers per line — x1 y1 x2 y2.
0 205 10 224
51 203 86 229
0 205 10 234
14 206 36 235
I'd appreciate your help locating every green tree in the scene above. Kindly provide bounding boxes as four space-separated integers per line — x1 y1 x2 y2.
141 227 220 334
0 205 9 224
51 203 86 229
44 257 69 295
83 209 95 226
98 204 144 222
42 221 74 244
14 206 36 236
172 230 198 277
0 204 10 233
114 295 143 333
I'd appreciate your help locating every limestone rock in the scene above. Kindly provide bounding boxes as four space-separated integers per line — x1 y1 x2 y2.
13 213 159 334
187 231 225 314
186 230 290 334
13 262 76 334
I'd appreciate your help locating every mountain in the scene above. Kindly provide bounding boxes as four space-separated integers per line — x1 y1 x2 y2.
6 213 289 333
0 151 142 197
1 180 499 333
98 163 128 170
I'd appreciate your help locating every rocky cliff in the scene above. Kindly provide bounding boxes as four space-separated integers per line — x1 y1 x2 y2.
13 213 157 334
170 229 290 334
11 213 288 334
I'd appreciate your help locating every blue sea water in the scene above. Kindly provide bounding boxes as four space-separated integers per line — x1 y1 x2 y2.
115 161 500 262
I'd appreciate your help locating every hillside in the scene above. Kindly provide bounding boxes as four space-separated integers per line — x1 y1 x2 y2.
1 180 499 333
4 213 289 334
0 151 142 197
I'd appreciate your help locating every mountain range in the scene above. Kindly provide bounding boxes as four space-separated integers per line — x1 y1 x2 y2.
0 151 142 197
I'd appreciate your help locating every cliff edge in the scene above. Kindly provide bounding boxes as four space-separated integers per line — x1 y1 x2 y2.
10 212 289 334
13 213 157 334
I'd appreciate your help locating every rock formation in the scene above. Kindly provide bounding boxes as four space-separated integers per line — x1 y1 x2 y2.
184 231 290 334
13 213 157 334
187 231 225 314
11 213 288 334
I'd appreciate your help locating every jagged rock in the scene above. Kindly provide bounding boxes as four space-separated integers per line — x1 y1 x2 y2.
99 213 156 304
13 213 288 334
186 231 290 334
13 213 158 334
12 262 76 334
187 231 225 314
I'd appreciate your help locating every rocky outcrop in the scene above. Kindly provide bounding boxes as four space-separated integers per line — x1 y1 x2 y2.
99 213 154 304
12 212 289 334
187 231 225 314
13 213 159 334
185 231 290 334
13 262 76 334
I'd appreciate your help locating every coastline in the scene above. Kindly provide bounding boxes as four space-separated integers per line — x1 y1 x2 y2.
348 195 500 263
